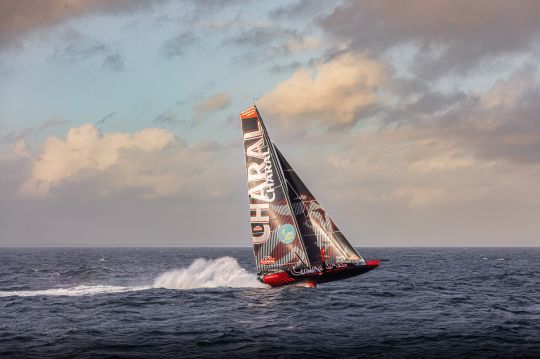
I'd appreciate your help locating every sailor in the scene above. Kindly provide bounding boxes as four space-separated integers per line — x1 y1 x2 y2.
320 247 327 272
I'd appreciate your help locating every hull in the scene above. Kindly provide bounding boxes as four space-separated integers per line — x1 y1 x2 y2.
261 260 380 287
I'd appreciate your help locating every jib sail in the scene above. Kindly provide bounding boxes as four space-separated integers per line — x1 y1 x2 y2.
240 106 310 273
274 145 364 266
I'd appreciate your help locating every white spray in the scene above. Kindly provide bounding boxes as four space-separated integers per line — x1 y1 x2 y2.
0 257 267 297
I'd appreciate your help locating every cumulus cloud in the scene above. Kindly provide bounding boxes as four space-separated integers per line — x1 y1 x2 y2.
259 53 386 125
17 124 231 199
0 0 161 49
320 0 540 77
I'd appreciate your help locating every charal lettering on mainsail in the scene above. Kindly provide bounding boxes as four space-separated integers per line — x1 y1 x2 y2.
240 106 310 272
243 113 274 243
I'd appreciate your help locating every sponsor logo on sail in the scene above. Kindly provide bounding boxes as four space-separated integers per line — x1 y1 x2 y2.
277 223 296 244
240 107 257 119
260 256 276 265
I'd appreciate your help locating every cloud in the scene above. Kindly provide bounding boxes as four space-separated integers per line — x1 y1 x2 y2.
153 110 181 125
17 124 232 199
267 63 540 209
1 118 70 144
162 31 198 58
231 26 318 54
0 0 162 50
51 28 109 63
226 26 320 66
259 53 386 125
315 121 539 209
193 93 231 115
101 52 124 72
270 0 332 19
320 0 540 78
97 112 116 124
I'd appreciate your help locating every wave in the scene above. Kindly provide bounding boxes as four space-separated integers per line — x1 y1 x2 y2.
0 257 266 297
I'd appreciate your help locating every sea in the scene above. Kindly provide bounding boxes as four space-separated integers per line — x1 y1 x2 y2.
0 247 538 358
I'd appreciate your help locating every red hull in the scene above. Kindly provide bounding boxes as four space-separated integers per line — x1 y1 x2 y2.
261 260 380 288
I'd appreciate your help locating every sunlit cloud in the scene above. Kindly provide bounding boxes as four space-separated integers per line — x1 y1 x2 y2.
260 53 386 125
17 124 231 200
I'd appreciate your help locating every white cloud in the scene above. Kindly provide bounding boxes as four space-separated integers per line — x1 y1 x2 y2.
17 124 231 199
260 53 386 125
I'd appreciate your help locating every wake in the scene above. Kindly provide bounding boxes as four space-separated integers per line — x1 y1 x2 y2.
0 257 267 298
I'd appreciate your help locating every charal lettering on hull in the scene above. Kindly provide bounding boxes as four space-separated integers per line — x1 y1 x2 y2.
240 105 380 287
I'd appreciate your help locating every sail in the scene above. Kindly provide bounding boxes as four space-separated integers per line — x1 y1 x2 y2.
274 145 364 266
240 106 310 273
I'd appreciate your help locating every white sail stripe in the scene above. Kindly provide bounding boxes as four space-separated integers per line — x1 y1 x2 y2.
271 203 290 216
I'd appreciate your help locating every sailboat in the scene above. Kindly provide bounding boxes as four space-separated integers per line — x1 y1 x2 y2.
240 105 380 288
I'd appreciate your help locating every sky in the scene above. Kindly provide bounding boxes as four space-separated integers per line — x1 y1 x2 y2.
1 0 539 247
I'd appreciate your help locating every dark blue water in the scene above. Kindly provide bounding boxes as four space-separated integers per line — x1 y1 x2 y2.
0 248 538 358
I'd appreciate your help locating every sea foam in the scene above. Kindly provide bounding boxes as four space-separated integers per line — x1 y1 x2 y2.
153 256 267 289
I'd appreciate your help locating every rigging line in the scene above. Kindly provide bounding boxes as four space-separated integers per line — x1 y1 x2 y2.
295 250 309 268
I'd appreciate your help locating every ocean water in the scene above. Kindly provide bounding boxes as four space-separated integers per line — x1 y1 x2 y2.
0 247 538 358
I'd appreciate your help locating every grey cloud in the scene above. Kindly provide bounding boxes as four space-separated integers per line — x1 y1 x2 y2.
270 0 330 19
97 112 116 124
153 110 181 125
163 31 198 58
0 0 164 50
51 30 109 63
320 0 540 78
269 61 303 73
230 26 302 53
227 26 318 65
1 118 70 144
102 52 125 72
377 68 540 165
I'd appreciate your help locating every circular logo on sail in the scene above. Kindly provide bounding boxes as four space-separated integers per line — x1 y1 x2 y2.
277 224 296 244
